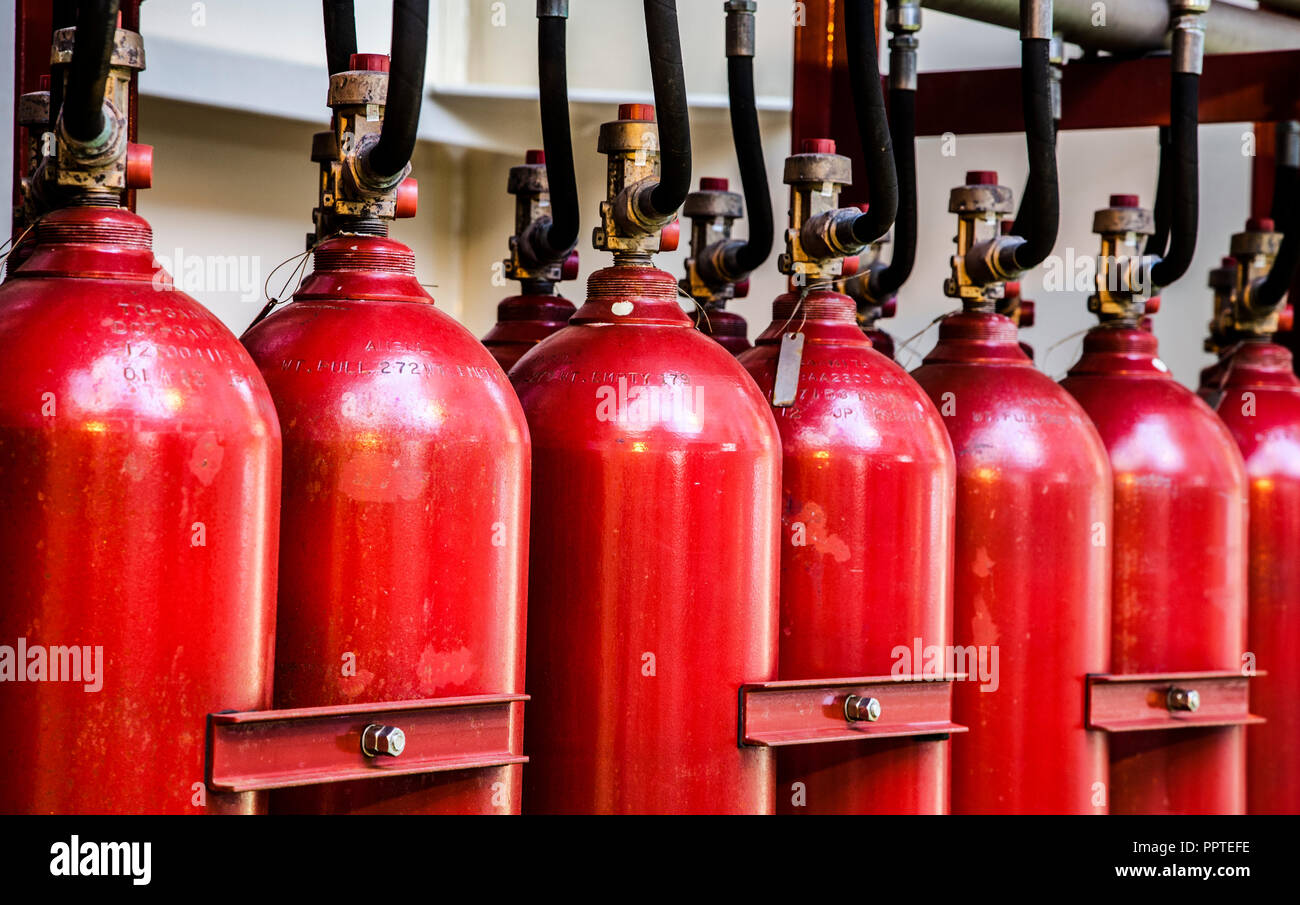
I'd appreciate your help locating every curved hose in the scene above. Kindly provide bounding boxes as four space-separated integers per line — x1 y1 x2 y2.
64 0 121 143
720 54 773 278
871 85 916 298
640 0 692 220
844 0 898 246
366 0 428 183
1149 72 1199 288
1258 152 1300 309
1145 125 1172 257
533 8 580 261
323 0 358 76
1005 36 1058 272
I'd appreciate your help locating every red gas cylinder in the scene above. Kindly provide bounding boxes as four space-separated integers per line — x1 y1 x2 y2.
483 290 578 373
512 265 779 813
242 235 529 814
739 290 955 814
1062 326 1248 814
0 205 282 814
242 38 531 813
1214 343 1300 814
912 310 1112 813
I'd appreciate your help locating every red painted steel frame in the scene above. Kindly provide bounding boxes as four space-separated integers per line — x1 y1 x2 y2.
1085 672 1261 733
740 675 965 747
206 694 528 793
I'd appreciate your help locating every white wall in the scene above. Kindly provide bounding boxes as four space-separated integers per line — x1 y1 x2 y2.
11 1 1258 387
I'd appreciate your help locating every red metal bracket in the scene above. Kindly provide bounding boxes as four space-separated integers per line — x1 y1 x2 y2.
1085 672 1263 733
738 674 967 747
206 693 527 793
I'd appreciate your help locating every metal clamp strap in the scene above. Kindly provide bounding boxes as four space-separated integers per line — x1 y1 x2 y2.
1085 671 1263 733
738 674 967 747
206 693 527 793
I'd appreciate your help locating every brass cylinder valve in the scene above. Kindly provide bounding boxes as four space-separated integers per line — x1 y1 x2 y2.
779 138 863 286
311 52 417 243
504 149 579 288
1206 255 1239 353
592 103 679 261
1230 218 1285 335
1087 194 1159 323
681 176 746 306
944 170 1018 307
45 22 147 201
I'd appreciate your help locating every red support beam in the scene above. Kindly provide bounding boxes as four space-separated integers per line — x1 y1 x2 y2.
913 50 1300 137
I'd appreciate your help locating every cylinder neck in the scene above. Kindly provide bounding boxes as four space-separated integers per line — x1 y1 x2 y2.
1220 340 1300 390
1066 324 1170 379
754 291 869 346
569 264 690 326
921 308 1032 366
11 205 158 281
295 233 430 303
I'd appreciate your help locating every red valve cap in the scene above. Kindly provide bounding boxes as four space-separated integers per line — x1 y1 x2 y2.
350 53 390 72
700 177 729 191
880 298 897 319
1146 295 1161 314
619 103 655 122
396 177 418 218
734 277 750 299
659 219 680 253
1109 194 1141 208
126 143 153 190
561 250 581 282
1247 217 1276 232
1019 299 1036 328
842 255 860 278
802 138 837 155
526 149 546 165
966 170 999 185
1280 305 1295 333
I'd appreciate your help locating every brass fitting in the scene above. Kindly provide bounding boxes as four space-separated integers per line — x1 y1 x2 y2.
505 149 576 286
46 25 144 199
1087 194 1159 322
779 138 861 286
681 177 746 306
944 171 1017 307
1206 255 1239 353
1231 218 1285 335
592 104 677 260
15 82 51 230
311 53 415 242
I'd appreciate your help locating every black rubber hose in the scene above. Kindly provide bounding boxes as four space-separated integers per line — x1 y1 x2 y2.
871 86 916 298
1149 72 1199 288
366 0 428 182
843 0 897 246
49 0 77 134
1010 115 1056 239
1007 36 1058 272
640 0 692 220
1145 125 1172 257
63 0 120 143
323 0 357 76
1271 149 1297 232
533 11 580 261
720 54 773 278
1258 161 1300 309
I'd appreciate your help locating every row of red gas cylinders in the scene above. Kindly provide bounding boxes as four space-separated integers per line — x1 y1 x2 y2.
1 165 1292 816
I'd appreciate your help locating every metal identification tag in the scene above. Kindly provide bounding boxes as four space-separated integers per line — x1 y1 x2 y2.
772 332 805 407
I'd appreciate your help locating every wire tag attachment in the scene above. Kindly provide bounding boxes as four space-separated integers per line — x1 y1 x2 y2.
772 331 805 407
